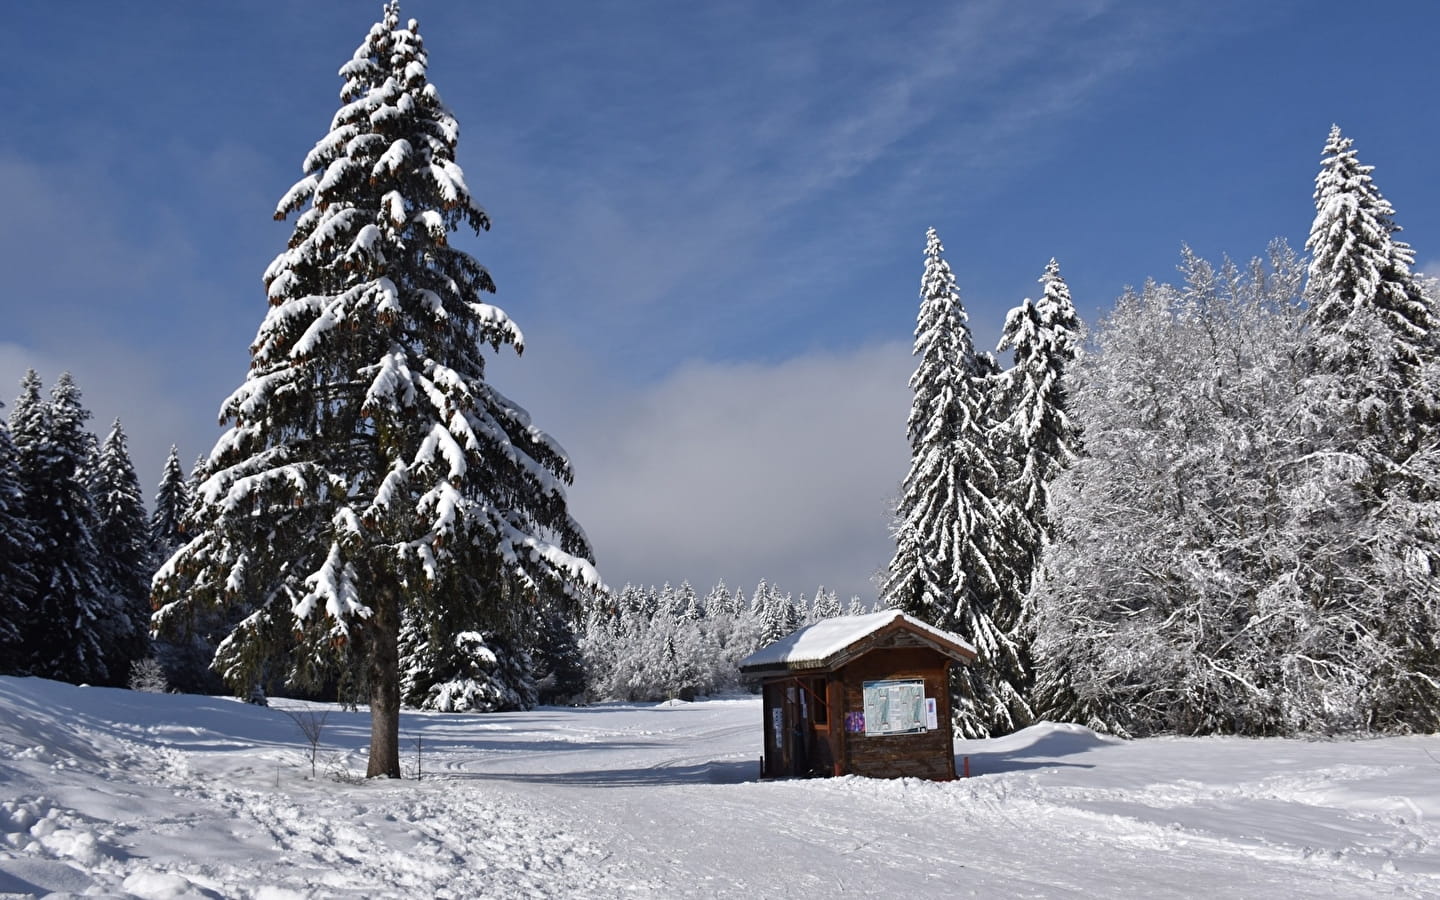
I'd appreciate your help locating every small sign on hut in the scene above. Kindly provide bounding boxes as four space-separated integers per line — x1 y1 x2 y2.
739 610 976 781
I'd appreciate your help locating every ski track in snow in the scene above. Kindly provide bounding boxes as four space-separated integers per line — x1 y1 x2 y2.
1 678 1439 898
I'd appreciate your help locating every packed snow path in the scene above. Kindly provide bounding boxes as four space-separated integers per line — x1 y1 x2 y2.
1 678 1437 897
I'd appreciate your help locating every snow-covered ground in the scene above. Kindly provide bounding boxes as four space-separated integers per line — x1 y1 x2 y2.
1 676 1437 898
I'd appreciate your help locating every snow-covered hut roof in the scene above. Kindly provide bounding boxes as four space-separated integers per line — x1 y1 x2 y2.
738 610 976 674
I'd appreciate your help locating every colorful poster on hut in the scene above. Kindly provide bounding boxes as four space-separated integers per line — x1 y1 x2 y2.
861 679 926 735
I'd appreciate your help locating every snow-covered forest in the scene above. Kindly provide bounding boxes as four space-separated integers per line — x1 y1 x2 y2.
579 580 866 703
1038 128 1440 738
2 2 1437 771
877 124 1440 741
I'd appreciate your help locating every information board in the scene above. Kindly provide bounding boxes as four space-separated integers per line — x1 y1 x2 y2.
861 679 927 736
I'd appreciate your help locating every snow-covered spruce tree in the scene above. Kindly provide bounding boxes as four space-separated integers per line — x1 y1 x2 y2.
655 582 679 619
994 259 1081 593
675 581 700 621
703 579 754 682
397 575 538 713
91 420 153 685
0 404 38 674
10 371 111 684
149 445 190 559
991 260 1081 724
1305 126 1431 439
529 603 587 705
148 447 229 694
1294 126 1440 731
810 586 841 621
185 454 208 503
153 4 598 777
703 580 762 687
881 228 1028 737
704 580 735 618
758 587 798 646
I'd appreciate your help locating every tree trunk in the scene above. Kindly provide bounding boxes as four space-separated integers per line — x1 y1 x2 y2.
366 585 402 778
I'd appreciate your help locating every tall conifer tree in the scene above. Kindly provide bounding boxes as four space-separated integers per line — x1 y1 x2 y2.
992 260 1081 718
0 404 38 673
1305 125 1431 438
1297 126 1440 730
150 447 228 694
11 371 110 684
996 259 1081 554
153 3 597 776
882 228 1028 737
92 420 153 684
150 445 191 558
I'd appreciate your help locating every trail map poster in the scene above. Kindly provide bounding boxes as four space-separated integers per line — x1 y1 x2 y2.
862 679 927 736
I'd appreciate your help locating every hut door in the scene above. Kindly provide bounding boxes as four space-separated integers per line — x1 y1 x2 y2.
762 681 804 777
792 684 808 777
763 680 827 778
762 681 794 778
806 677 833 776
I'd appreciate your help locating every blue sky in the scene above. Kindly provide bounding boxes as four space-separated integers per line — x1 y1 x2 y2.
2 1 1437 603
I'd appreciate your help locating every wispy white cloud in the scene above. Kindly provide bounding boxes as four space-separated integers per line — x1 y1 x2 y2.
453 0 1224 372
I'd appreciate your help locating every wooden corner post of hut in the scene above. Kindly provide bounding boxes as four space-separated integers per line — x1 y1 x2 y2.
739 611 977 781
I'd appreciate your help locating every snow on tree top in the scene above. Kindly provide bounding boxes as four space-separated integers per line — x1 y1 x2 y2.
738 610 976 673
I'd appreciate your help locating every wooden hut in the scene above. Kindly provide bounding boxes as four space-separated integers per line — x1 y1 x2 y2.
739 611 976 781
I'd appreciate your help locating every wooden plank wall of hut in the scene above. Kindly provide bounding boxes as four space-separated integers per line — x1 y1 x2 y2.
839 647 955 780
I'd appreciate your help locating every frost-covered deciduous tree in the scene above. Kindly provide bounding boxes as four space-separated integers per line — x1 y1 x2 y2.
91 419 152 685
153 3 597 776
882 228 1028 737
11 371 111 684
1033 247 1310 734
0 404 38 674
